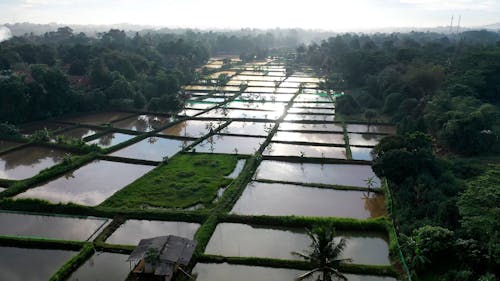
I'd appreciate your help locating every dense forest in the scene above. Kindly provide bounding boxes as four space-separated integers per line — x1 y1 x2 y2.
298 31 500 280
0 27 295 126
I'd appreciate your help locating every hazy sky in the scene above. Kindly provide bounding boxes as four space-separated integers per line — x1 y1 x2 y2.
1 0 499 30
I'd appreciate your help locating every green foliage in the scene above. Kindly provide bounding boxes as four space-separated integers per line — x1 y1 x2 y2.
0 122 21 138
458 166 500 270
102 154 237 209
336 94 362 115
49 243 94 281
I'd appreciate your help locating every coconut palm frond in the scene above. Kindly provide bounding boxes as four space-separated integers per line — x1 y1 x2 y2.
291 251 312 260
328 267 348 281
295 268 321 281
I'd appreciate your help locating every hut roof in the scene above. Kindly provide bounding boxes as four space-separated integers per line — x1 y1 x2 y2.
127 235 197 276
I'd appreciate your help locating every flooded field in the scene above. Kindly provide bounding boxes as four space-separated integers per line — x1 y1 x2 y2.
272 131 345 145
255 160 381 187
0 146 68 180
192 263 396 281
346 124 396 134
111 114 171 132
285 113 335 122
224 101 286 112
348 133 385 147
351 146 374 161
221 121 275 136
0 211 108 240
278 121 343 132
160 120 221 138
20 121 71 135
0 246 76 281
67 252 130 281
231 182 385 218
55 127 100 140
86 132 136 148
110 136 189 161
264 142 346 159
15 160 154 206
106 219 200 245
194 135 264 154
225 159 246 179
287 107 335 114
206 223 389 264
63 112 133 125
0 139 21 151
292 102 335 108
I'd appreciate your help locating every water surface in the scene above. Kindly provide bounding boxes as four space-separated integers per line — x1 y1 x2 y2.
192 263 396 281
160 120 221 138
264 142 346 159
16 160 154 206
0 139 21 151
225 159 246 179
206 223 390 265
194 135 264 155
0 246 76 281
111 114 171 132
106 219 200 245
0 146 68 180
0 211 108 240
56 127 99 140
221 121 275 136
110 137 189 161
272 131 345 145
278 122 343 132
351 146 373 161
256 161 381 187
285 113 335 122
346 124 396 135
231 182 385 219
348 133 384 147
67 252 130 281
86 132 136 148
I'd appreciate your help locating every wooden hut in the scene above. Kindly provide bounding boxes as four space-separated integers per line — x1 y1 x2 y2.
127 235 197 281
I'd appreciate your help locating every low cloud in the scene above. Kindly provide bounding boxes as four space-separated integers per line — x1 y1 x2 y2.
0 26 13 43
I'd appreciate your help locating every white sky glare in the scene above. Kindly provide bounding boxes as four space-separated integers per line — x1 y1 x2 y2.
1 0 499 29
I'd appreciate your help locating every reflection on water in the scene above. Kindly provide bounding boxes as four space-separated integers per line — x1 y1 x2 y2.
221 121 275 136
206 223 389 265
0 139 21 151
15 160 154 206
110 137 190 161
351 146 373 161
347 124 396 135
194 135 264 155
292 102 335 108
63 112 132 125
192 263 396 281
160 120 220 138
67 252 130 281
111 114 171 132
106 219 200 245
56 127 99 140
0 246 76 281
0 212 108 241
285 113 335 122
225 159 246 179
272 131 345 145
256 161 381 188
231 182 385 219
264 142 346 159
287 107 334 114
0 146 68 180
348 133 384 147
278 122 343 132
86 132 135 148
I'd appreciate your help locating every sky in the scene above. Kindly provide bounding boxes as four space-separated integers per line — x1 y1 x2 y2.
0 0 499 30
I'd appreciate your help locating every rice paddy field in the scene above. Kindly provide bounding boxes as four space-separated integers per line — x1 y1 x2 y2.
0 58 399 281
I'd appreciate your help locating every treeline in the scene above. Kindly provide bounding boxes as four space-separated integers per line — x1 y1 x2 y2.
0 27 212 124
298 31 500 280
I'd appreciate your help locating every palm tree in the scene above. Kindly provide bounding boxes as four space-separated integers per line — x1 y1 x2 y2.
292 225 351 281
